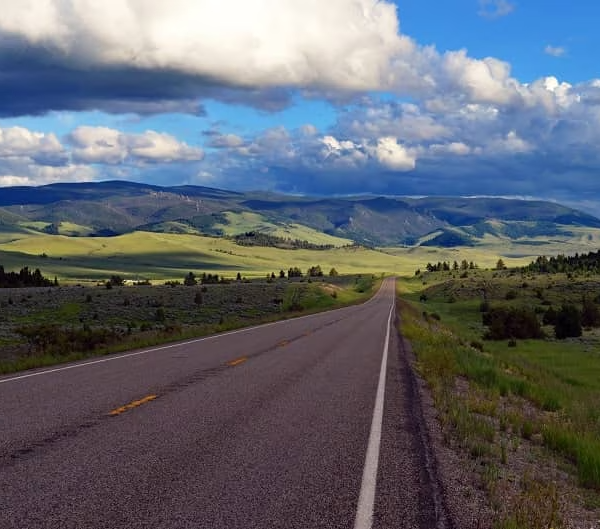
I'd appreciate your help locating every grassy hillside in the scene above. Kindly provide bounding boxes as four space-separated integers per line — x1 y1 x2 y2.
0 232 407 281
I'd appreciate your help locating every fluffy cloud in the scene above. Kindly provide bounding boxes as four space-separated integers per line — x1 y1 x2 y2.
0 125 203 187
69 127 203 164
371 137 416 171
0 0 403 115
0 127 67 166
0 0 540 116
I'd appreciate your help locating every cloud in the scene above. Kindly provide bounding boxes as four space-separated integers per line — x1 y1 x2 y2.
68 127 203 164
0 0 530 116
544 45 566 57
371 137 416 171
207 133 245 149
0 127 68 166
0 0 403 115
478 0 516 19
0 124 204 187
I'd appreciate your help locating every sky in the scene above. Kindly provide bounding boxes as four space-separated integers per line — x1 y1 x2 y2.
1 0 600 213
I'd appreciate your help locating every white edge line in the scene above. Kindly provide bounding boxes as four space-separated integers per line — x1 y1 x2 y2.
353 292 395 529
0 279 386 385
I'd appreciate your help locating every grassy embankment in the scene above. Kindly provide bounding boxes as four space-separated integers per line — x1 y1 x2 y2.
0 274 379 375
397 269 600 528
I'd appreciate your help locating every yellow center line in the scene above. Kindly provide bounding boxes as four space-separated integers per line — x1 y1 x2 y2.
109 394 157 416
226 356 248 367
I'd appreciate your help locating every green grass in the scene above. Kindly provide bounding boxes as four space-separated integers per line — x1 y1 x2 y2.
399 269 600 491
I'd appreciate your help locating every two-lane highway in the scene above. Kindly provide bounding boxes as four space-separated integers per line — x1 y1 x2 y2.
0 278 449 528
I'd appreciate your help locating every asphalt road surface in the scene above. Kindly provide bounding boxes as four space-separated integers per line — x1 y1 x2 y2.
0 278 451 529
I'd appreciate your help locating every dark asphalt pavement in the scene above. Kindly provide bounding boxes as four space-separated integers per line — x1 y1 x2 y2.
0 278 447 528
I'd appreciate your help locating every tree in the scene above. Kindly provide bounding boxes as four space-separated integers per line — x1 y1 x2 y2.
495 258 506 270
288 267 303 278
307 265 323 277
279 270 286 279
184 272 197 286
554 305 582 339
108 275 124 287
329 267 339 277
236 272 242 281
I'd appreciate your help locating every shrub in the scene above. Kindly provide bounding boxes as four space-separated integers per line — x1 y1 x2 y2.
581 298 600 327
554 305 582 339
155 308 166 322
505 290 518 300
542 306 558 326
483 307 544 340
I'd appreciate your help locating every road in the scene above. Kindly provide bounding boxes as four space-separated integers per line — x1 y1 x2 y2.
0 278 451 529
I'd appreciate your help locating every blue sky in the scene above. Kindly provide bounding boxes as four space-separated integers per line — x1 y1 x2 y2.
1 0 600 213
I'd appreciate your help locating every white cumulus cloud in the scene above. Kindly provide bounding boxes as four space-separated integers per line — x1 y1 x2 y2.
69 127 203 164
371 137 416 171
0 0 402 92
0 127 67 166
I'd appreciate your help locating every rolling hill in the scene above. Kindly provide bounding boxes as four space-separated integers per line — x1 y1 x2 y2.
0 180 599 247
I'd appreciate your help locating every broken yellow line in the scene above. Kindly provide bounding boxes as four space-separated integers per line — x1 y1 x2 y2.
227 356 248 367
109 394 157 416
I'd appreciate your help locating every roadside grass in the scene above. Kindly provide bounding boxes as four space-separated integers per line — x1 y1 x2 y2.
398 269 600 526
0 275 379 376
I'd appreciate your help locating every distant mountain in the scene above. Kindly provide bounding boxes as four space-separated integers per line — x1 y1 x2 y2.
0 180 599 246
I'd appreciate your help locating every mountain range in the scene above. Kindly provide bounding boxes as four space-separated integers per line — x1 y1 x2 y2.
1 180 599 247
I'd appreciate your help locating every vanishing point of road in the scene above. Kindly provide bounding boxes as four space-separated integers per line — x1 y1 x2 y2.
0 278 452 528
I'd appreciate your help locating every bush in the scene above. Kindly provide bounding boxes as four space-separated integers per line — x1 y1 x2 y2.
542 306 558 326
483 307 544 340
155 307 166 322
554 305 582 339
581 298 600 328
505 290 518 300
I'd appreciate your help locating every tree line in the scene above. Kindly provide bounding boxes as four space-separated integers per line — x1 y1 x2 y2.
0 266 57 288
416 259 479 274
233 232 335 250
525 251 600 274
